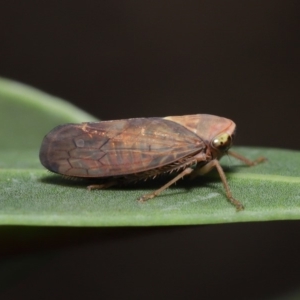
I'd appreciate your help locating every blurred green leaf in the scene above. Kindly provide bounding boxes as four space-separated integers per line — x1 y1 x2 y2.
1 77 300 226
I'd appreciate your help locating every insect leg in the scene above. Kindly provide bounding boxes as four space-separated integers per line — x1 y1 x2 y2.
228 150 266 166
138 167 195 202
87 180 118 191
192 160 244 211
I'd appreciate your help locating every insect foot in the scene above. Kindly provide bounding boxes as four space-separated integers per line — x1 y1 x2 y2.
228 196 245 211
87 184 106 191
137 193 156 202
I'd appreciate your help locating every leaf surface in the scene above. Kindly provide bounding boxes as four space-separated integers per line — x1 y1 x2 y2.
1 77 300 226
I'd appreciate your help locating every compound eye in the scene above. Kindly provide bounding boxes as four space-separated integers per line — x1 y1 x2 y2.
212 133 232 152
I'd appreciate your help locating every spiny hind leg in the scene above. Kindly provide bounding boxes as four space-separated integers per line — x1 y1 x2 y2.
138 167 194 202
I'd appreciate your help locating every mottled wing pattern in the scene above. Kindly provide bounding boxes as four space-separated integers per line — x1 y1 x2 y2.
39 118 205 177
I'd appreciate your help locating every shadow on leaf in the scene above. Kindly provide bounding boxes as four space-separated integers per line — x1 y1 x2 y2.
39 170 223 192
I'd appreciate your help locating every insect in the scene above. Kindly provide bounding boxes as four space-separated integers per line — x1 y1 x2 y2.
39 114 265 211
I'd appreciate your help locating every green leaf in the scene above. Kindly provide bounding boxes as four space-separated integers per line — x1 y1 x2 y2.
1 77 300 226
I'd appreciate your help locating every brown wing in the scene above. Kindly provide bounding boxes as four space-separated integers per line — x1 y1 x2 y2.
39 118 205 178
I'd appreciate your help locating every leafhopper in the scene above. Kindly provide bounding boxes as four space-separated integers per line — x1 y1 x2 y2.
39 114 265 210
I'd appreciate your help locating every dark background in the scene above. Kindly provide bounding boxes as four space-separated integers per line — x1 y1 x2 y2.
1 1 300 299
1 1 299 149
